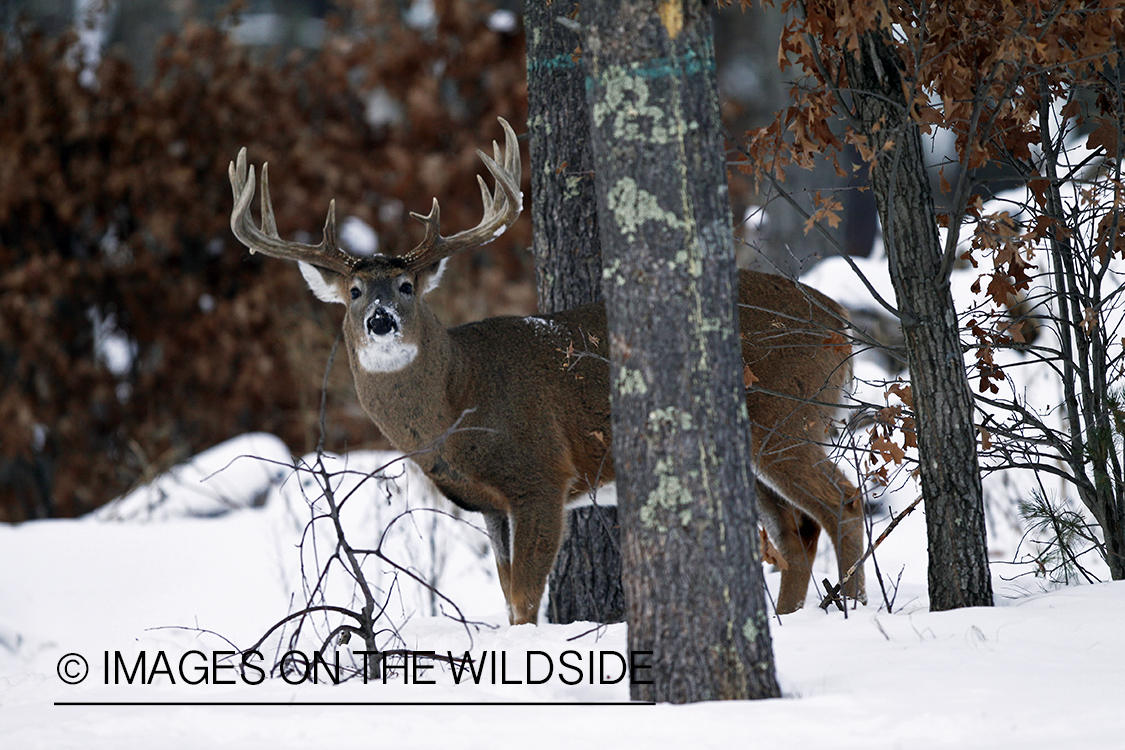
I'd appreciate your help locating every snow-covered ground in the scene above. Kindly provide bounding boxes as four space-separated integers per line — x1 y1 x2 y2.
1 432 1122 749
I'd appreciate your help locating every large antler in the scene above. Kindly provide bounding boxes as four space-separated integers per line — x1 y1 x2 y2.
228 148 360 276
229 118 521 275
399 117 522 271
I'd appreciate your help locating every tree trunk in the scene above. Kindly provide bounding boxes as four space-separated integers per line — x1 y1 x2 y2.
845 32 994 610
527 2 603 313
545 501 626 624
584 0 779 703
525 1 626 625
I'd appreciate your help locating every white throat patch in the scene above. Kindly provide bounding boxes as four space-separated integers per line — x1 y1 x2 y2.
357 338 418 373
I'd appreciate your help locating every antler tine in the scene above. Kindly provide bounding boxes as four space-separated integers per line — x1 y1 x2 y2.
414 198 442 251
260 162 278 238
228 148 358 276
401 118 522 270
503 116 520 177
476 175 491 213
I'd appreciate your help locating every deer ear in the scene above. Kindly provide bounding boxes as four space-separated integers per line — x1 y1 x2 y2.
419 257 449 296
299 261 347 305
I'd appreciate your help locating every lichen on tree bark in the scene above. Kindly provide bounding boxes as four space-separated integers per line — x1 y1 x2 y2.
584 0 779 704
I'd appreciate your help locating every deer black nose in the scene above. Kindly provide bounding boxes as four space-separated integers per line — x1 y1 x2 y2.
367 309 397 337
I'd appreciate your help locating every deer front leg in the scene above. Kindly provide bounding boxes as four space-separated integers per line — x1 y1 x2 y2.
482 512 514 608
505 499 566 625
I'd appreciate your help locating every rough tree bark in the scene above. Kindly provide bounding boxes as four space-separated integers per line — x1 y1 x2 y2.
584 0 779 703
527 2 603 313
526 1 626 625
845 32 994 610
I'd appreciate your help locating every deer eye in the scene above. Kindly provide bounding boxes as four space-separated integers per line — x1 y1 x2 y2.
399 281 414 296
350 287 361 300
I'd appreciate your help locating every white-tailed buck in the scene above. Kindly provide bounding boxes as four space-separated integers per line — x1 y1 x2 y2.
229 119 865 624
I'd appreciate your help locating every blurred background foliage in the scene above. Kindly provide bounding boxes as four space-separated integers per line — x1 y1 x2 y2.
0 0 867 521
0 0 535 520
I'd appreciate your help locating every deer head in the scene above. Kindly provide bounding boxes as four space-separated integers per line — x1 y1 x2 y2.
228 119 522 378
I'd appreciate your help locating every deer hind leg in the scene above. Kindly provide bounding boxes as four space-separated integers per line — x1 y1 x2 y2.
482 512 514 609
757 481 822 614
757 439 866 609
505 499 566 625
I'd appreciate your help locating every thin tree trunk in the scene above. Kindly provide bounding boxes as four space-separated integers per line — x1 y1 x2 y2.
526 1 626 624
846 32 994 610
584 0 779 703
